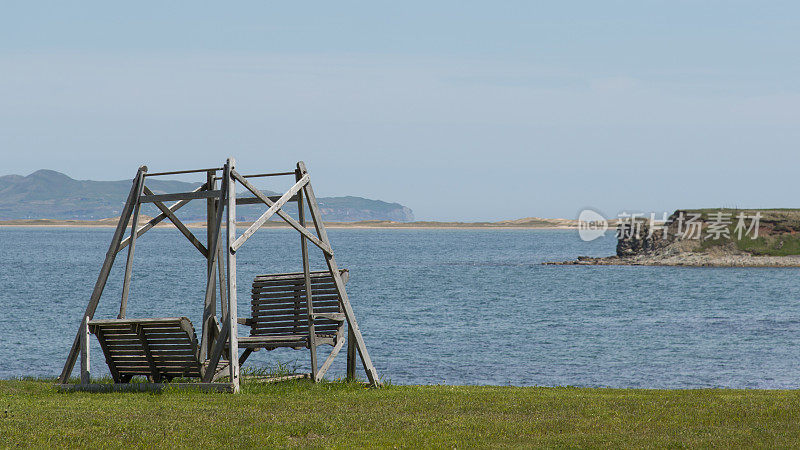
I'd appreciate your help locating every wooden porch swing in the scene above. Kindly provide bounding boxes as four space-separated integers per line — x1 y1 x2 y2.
57 158 380 392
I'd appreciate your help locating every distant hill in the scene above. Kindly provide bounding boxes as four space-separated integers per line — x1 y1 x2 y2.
0 170 414 222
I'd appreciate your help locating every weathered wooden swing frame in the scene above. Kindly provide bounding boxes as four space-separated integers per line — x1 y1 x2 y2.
58 158 380 392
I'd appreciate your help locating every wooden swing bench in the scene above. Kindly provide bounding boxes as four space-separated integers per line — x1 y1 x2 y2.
236 269 349 365
60 159 380 392
85 269 349 384
88 317 227 383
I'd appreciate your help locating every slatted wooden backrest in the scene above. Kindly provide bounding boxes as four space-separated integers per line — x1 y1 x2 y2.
88 317 202 381
250 270 347 338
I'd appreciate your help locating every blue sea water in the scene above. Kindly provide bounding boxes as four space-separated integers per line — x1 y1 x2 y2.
1 226 799 388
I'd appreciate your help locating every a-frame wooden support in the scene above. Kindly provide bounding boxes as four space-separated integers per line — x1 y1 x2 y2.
59 158 380 390
59 166 144 383
297 162 380 384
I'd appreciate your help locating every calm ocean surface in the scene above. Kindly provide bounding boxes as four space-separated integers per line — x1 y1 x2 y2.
1 226 799 388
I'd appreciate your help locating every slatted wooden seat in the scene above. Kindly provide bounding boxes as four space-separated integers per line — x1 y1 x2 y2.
89 317 225 383
237 270 348 359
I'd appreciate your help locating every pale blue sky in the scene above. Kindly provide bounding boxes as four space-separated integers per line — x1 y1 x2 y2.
1 1 798 220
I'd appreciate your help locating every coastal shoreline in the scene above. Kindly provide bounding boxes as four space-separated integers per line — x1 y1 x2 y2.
0 218 580 230
0 223 578 230
545 254 800 268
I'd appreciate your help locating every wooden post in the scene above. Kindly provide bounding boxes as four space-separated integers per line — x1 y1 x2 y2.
201 174 228 381
80 316 90 385
346 326 356 380
225 158 240 393
200 170 218 361
218 242 228 319
297 161 381 386
59 166 143 383
119 167 147 318
297 170 318 380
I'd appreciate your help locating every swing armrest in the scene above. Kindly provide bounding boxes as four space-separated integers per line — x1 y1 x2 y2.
237 317 254 327
312 312 346 322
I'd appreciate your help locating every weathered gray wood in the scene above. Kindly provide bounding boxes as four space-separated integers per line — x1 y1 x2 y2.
253 282 339 291
298 161 380 386
249 318 340 328
251 325 339 334
117 184 207 253
238 334 313 342
253 283 341 291
313 312 346 321
250 326 337 335
251 308 338 319
237 335 335 348
145 167 224 177
225 158 241 393
253 270 347 281
203 320 229 382
119 168 147 318
230 173 309 252
93 327 122 383
143 185 209 258
218 243 228 319
200 174 226 361
90 317 194 325
132 324 162 382
347 326 356 379
90 318 204 382
80 316 90 385
64 159 380 390
253 296 336 304
230 170 332 255
298 179 315 373
237 170 296 178
316 336 345 382
59 166 143 384
238 348 253 366
252 285 337 293
252 305 341 315
139 190 221 203
204 170 217 361
243 268 346 363
253 301 339 310
236 195 298 205
252 292 340 301
252 284 337 293
250 320 340 330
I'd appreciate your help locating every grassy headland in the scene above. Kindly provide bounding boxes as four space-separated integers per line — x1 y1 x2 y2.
687 209 800 256
1 379 800 447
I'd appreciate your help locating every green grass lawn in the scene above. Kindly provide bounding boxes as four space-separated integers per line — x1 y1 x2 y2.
2 380 800 448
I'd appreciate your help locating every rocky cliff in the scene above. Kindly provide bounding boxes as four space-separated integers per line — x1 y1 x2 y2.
552 209 800 267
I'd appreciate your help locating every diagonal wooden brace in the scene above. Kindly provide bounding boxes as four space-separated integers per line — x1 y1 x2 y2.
203 289 231 382
117 183 207 253
143 186 209 258
59 166 144 384
297 161 381 386
230 170 332 255
315 337 345 382
231 173 309 252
